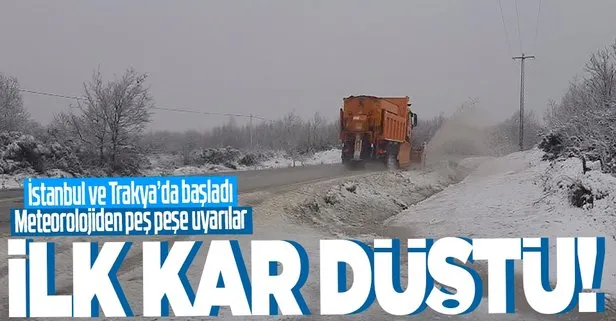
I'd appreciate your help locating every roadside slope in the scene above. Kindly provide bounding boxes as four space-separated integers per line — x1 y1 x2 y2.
387 148 616 317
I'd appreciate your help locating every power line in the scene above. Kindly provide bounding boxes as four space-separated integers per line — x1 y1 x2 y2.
514 0 524 52
18 88 272 121
533 0 542 51
19 89 82 101
498 0 513 55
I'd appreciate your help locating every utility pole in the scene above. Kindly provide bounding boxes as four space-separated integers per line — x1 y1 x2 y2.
513 53 535 151
249 114 253 150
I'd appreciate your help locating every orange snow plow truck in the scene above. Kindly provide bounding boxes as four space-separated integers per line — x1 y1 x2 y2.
339 95 425 169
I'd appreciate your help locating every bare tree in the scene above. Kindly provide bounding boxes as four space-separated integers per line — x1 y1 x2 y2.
489 110 544 155
309 112 326 151
584 47 616 109
65 68 153 174
412 113 446 148
106 69 152 168
0 72 30 132
141 110 341 158
181 129 203 164
72 69 109 162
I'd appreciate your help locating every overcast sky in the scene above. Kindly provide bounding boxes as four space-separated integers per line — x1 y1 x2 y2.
1 1 615 131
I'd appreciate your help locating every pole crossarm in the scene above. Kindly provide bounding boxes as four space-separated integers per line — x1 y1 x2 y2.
513 55 535 60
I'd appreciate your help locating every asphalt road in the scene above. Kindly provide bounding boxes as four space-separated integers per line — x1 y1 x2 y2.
0 163 376 234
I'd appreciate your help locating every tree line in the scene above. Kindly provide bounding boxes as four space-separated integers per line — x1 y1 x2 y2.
0 68 544 175
542 38 616 174
1 37 614 175
0 69 345 174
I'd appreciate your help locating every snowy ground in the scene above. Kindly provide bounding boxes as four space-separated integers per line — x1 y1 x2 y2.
1 149 614 320
258 149 341 169
0 171 32 190
141 148 342 177
0 156 486 321
385 149 616 319
0 169 73 190
0 149 342 189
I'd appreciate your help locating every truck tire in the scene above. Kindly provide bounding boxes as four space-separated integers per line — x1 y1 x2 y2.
386 142 399 170
386 154 397 170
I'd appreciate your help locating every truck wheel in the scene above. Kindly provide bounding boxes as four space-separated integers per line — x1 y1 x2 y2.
386 143 399 170
386 154 398 170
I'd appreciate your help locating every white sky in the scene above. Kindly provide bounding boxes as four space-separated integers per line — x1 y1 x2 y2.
1 0 615 131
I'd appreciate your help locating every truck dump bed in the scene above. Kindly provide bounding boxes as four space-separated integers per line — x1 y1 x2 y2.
340 95 424 169
341 96 410 142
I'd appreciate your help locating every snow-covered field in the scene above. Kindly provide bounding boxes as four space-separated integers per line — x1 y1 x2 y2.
0 148 342 189
385 149 616 317
141 148 341 177
258 149 341 169
0 169 73 190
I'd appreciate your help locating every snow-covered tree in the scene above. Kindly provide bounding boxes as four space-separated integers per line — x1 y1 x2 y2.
543 38 616 174
0 73 30 132
489 110 544 155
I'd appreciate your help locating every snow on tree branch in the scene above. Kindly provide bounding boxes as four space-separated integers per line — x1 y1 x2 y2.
542 38 616 174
